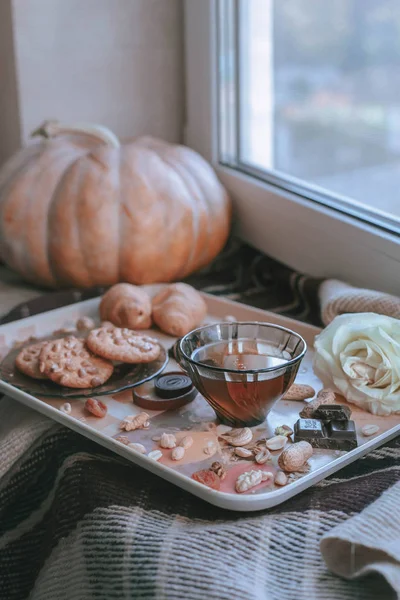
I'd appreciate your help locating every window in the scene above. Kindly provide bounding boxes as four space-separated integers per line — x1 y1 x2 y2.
219 0 400 234
184 0 400 294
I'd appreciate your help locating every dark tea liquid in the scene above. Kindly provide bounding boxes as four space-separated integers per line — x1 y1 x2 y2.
191 340 290 426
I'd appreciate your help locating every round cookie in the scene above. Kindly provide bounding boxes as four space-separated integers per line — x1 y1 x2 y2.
87 326 161 364
39 336 114 389
16 342 49 380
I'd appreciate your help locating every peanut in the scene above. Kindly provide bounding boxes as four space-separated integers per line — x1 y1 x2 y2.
128 443 146 454
160 433 177 449
220 427 253 446
171 446 185 461
234 447 253 458
278 441 313 472
148 450 163 461
283 384 315 401
274 425 293 437
255 448 271 464
179 436 194 449
361 424 379 437
266 435 287 451
274 471 288 486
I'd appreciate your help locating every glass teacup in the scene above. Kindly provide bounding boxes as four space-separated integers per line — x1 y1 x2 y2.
178 321 307 427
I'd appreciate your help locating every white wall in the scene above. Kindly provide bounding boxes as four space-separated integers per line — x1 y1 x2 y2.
0 0 21 166
0 0 183 163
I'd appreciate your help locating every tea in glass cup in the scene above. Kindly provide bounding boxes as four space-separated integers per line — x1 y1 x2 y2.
178 322 307 427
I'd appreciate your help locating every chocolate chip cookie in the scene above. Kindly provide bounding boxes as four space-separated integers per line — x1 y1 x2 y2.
39 336 114 388
87 326 161 364
16 342 49 380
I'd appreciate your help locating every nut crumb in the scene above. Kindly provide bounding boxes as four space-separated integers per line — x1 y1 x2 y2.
76 316 96 331
179 436 193 449
221 447 236 464
171 446 185 461
53 327 76 336
274 471 288 486
85 398 107 418
361 424 380 437
120 412 150 432
266 435 287 451
254 448 271 464
60 403 71 415
203 440 217 455
288 465 310 481
223 315 237 322
248 440 267 454
274 425 293 437
210 461 226 479
220 427 253 446
115 435 130 445
234 447 253 458
235 470 272 493
160 433 177 449
148 450 163 461
128 443 146 454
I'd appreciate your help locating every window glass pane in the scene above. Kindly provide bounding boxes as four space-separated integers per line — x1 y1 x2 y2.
237 0 400 226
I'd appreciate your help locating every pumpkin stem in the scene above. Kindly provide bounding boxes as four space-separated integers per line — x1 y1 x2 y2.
31 120 121 148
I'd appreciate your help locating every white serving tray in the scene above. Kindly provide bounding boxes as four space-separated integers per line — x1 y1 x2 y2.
0 287 398 512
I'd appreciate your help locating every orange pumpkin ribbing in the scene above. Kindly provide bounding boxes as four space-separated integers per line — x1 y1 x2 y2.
0 122 231 288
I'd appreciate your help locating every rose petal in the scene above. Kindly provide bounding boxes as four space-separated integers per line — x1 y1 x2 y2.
313 312 400 415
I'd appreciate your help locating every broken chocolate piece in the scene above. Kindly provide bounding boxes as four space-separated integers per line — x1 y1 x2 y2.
293 418 358 451
312 404 352 422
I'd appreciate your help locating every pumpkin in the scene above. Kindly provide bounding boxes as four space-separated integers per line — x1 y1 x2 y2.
0 121 231 288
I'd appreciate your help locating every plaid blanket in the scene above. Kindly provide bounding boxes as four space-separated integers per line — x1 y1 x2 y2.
0 240 398 600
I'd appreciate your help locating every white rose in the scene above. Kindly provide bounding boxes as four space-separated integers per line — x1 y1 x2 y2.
313 312 400 416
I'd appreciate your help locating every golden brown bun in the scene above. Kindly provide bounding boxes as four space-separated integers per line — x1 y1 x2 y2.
100 283 152 329
152 283 207 337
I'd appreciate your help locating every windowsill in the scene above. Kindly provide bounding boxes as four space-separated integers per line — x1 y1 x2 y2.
216 164 400 296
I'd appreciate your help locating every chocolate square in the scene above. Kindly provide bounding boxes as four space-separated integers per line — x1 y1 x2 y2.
312 404 352 422
327 419 356 439
294 418 327 439
293 417 358 451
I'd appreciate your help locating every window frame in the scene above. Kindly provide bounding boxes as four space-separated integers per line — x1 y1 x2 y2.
184 0 400 295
